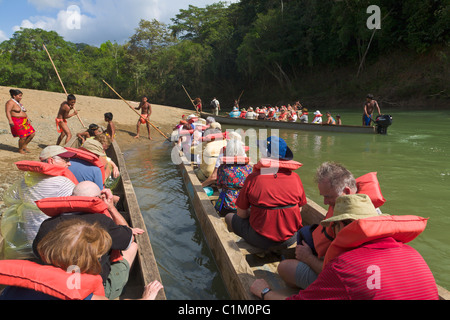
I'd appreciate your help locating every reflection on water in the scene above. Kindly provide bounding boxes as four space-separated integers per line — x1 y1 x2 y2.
121 141 229 300
224 110 450 291
118 110 449 298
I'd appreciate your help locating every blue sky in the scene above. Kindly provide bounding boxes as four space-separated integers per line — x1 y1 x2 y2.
0 0 239 46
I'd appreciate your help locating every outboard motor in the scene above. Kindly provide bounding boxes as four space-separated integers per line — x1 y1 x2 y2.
375 114 392 134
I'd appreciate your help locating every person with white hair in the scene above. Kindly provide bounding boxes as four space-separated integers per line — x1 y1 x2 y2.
213 132 253 216
312 111 323 124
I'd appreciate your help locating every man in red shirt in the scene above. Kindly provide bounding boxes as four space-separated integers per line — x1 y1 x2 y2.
251 194 439 300
225 136 307 250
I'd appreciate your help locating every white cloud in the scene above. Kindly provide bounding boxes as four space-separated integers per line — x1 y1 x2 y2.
0 30 8 42
12 0 241 46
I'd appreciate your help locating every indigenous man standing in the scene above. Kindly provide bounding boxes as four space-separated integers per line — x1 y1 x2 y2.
56 94 78 145
363 94 381 126
135 96 152 140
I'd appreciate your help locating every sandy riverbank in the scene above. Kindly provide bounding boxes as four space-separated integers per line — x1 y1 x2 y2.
0 85 192 206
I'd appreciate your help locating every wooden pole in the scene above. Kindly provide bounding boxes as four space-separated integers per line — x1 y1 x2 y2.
43 44 87 128
102 80 169 140
237 90 244 104
182 85 199 115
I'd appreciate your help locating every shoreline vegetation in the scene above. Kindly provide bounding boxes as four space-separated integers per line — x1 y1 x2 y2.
0 1 448 111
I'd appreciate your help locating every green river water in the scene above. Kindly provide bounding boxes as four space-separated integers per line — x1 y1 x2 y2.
124 109 449 299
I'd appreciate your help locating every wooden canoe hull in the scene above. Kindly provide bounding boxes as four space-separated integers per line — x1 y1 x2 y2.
201 112 376 134
67 137 166 300
176 148 449 300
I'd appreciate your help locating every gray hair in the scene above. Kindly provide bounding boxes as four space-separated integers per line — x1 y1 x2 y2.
315 162 357 195
225 132 246 157
206 116 216 125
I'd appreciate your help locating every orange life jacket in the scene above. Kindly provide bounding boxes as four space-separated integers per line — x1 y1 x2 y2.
313 172 385 258
65 147 106 182
35 196 112 219
15 161 79 185
323 215 428 267
179 129 194 136
219 156 250 165
200 131 229 142
0 260 105 300
35 196 122 262
254 158 303 171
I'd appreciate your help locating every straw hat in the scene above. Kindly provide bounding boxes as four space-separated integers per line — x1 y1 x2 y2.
81 139 106 157
210 122 222 130
320 194 383 227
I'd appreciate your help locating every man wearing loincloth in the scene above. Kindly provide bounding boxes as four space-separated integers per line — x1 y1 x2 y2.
135 96 152 140
56 94 79 145
362 94 381 126
5 89 36 154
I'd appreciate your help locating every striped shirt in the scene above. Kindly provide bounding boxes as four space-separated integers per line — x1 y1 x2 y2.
19 175 75 203
15 174 76 242
287 237 438 300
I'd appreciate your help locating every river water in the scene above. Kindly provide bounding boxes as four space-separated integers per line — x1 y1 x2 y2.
121 109 450 299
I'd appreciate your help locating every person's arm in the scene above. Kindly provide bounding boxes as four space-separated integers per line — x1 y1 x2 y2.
110 122 116 140
250 279 288 300
295 241 324 274
5 101 14 126
363 104 369 117
91 280 163 300
69 109 78 118
77 131 89 142
236 206 250 219
375 101 381 115
201 167 218 187
102 188 145 234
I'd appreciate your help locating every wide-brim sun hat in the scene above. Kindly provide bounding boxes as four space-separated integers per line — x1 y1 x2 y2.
266 136 294 160
80 139 106 157
39 145 77 161
314 110 321 115
320 194 385 227
210 122 222 130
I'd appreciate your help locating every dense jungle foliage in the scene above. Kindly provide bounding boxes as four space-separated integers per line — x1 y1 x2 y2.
1 0 448 109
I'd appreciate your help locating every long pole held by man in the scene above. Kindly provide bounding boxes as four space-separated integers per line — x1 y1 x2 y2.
43 44 86 129
102 80 169 140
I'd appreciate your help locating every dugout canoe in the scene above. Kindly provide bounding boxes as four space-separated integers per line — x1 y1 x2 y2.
174 148 449 300
201 112 377 134
67 137 166 300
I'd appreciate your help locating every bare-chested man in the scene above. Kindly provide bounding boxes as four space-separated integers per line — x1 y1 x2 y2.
135 96 152 140
362 94 381 126
56 94 78 145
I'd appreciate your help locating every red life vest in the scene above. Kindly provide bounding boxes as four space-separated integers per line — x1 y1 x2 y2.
179 129 194 136
0 260 105 300
15 161 78 185
323 215 428 267
239 112 247 118
35 197 122 262
65 147 106 182
35 196 112 219
219 156 250 165
313 172 385 258
200 131 229 142
254 158 303 171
